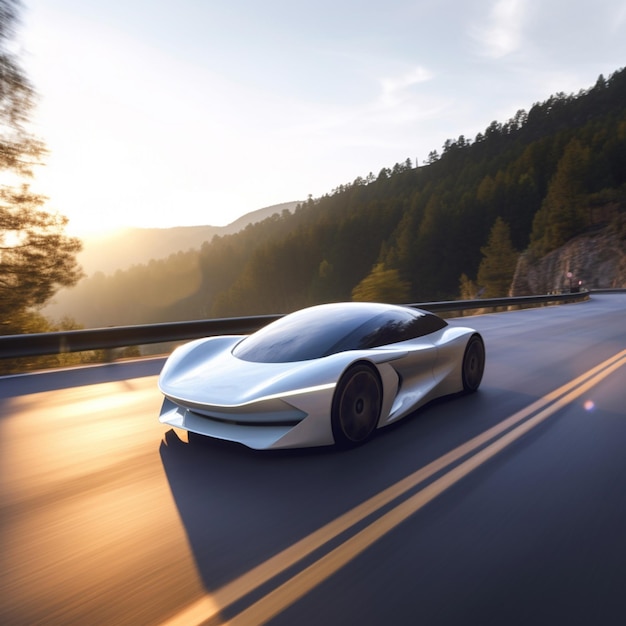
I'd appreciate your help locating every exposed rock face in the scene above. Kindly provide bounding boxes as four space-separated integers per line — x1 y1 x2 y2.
511 215 626 295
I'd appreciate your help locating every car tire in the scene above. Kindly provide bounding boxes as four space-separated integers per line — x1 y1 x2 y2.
462 334 485 393
331 363 382 448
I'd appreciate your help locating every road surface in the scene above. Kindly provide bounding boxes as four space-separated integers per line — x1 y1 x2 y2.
1 294 625 625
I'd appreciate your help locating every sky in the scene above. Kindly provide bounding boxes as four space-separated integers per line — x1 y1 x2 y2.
18 0 626 235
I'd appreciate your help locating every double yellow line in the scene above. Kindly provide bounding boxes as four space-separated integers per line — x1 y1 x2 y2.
162 349 626 626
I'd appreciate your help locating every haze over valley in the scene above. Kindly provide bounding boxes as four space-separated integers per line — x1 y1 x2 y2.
77 202 300 276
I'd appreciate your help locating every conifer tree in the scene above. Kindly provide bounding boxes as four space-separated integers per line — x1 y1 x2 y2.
458 273 479 299
529 138 591 257
352 263 410 303
477 218 519 297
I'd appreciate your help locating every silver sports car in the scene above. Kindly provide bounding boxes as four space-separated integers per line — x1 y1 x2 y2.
158 302 485 450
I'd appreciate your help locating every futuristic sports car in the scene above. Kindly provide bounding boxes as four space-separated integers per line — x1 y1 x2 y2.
158 302 485 450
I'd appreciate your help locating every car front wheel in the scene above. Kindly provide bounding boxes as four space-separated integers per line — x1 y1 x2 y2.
331 363 382 448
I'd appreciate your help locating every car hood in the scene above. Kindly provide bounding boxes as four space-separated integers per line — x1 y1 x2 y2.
159 335 351 408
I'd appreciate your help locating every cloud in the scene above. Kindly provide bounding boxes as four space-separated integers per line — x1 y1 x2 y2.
471 0 528 58
612 2 626 32
379 66 434 107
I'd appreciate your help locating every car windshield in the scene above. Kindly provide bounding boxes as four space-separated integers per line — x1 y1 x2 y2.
232 303 447 363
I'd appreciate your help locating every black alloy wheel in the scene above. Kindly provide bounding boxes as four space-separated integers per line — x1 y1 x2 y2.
331 363 382 447
462 334 485 392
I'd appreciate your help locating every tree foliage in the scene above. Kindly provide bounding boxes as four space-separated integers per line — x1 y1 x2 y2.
0 0 83 335
351 263 410 303
459 273 479 300
529 138 592 256
476 218 519 297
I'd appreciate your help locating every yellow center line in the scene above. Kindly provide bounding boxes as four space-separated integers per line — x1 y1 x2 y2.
226 351 626 626
160 349 626 626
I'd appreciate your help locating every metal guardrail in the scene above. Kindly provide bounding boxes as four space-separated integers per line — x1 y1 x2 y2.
0 291 594 360
412 291 590 313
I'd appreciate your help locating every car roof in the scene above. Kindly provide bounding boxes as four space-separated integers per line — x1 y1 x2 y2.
232 302 447 363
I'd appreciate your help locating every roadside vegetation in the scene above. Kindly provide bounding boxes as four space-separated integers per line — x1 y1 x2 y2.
0 0 90 373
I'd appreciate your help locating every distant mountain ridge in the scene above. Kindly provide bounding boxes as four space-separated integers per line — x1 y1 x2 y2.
78 201 301 275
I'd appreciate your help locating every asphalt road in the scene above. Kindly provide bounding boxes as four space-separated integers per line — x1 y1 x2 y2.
1 294 625 625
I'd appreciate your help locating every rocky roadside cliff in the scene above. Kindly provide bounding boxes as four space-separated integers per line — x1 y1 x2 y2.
510 213 626 296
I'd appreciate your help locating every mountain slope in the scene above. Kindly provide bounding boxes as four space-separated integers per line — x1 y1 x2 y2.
78 201 301 275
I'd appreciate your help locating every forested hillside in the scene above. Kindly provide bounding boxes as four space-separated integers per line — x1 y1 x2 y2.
47 68 626 328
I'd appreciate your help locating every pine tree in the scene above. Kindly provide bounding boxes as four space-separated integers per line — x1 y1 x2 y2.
529 138 591 256
458 273 479 299
352 263 410 303
477 218 519 297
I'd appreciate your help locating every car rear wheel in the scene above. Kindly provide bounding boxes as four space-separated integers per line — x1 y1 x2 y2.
331 363 382 447
462 334 485 392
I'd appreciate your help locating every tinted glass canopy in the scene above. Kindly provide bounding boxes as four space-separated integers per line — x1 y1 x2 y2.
232 302 447 363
